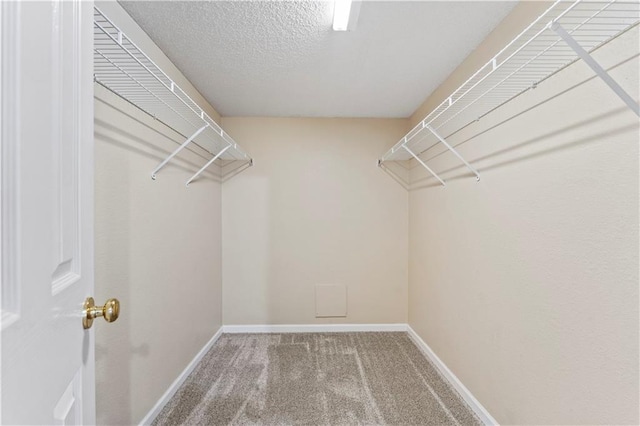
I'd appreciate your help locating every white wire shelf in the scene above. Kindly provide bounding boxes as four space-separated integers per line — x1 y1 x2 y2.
379 0 640 184
93 6 252 185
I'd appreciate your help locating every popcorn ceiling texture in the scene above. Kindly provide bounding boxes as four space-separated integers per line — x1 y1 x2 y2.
118 1 515 118
152 333 482 425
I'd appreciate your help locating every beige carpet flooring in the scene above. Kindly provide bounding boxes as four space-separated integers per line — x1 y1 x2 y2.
152 332 482 425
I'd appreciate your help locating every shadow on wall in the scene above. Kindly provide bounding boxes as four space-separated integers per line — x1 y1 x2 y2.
94 97 222 184
410 107 637 191
94 87 225 425
403 53 640 191
94 117 134 425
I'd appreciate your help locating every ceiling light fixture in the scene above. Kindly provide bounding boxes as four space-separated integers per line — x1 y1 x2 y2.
332 0 353 31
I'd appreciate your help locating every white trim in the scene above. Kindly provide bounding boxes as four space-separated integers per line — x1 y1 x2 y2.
1 0 21 328
222 323 409 334
138 326 224 426
406 326 499 426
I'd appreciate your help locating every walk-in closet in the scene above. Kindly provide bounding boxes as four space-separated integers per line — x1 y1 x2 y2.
1 0 638 425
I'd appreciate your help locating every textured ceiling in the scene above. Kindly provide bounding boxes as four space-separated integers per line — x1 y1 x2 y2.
119 1 517 118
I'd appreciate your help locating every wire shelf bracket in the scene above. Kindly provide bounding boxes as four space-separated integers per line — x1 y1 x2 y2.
151 124 209 180
425 125 481 182
94 6 252 184
551 21 640 117
403 144 446 186
186 145 231 187
378 0 640 189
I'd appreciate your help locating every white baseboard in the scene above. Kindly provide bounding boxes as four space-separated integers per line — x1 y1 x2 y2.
222 323 409 333
138 326 224 426
406 326 498 426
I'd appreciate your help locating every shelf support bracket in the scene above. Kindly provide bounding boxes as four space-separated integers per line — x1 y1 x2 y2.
186 144 232 187
552 22 640 117
402 145 446 186
425 125 480 181
151 124 209 180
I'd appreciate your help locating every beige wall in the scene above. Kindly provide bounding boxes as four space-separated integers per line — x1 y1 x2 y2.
95 85 223 425
94 3 224 425
221 117 409 325
407 9 639 426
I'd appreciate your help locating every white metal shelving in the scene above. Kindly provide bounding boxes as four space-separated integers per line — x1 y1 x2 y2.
379 0 640 186
93 7 252 185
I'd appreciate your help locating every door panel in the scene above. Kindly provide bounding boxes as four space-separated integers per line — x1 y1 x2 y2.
1 1 95 424
53 370 84 426
50 0 83 296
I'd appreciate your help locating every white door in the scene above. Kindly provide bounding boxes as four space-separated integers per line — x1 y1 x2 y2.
1 1 100 424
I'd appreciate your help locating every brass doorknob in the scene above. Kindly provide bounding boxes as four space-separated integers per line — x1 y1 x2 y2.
83 297 120 329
